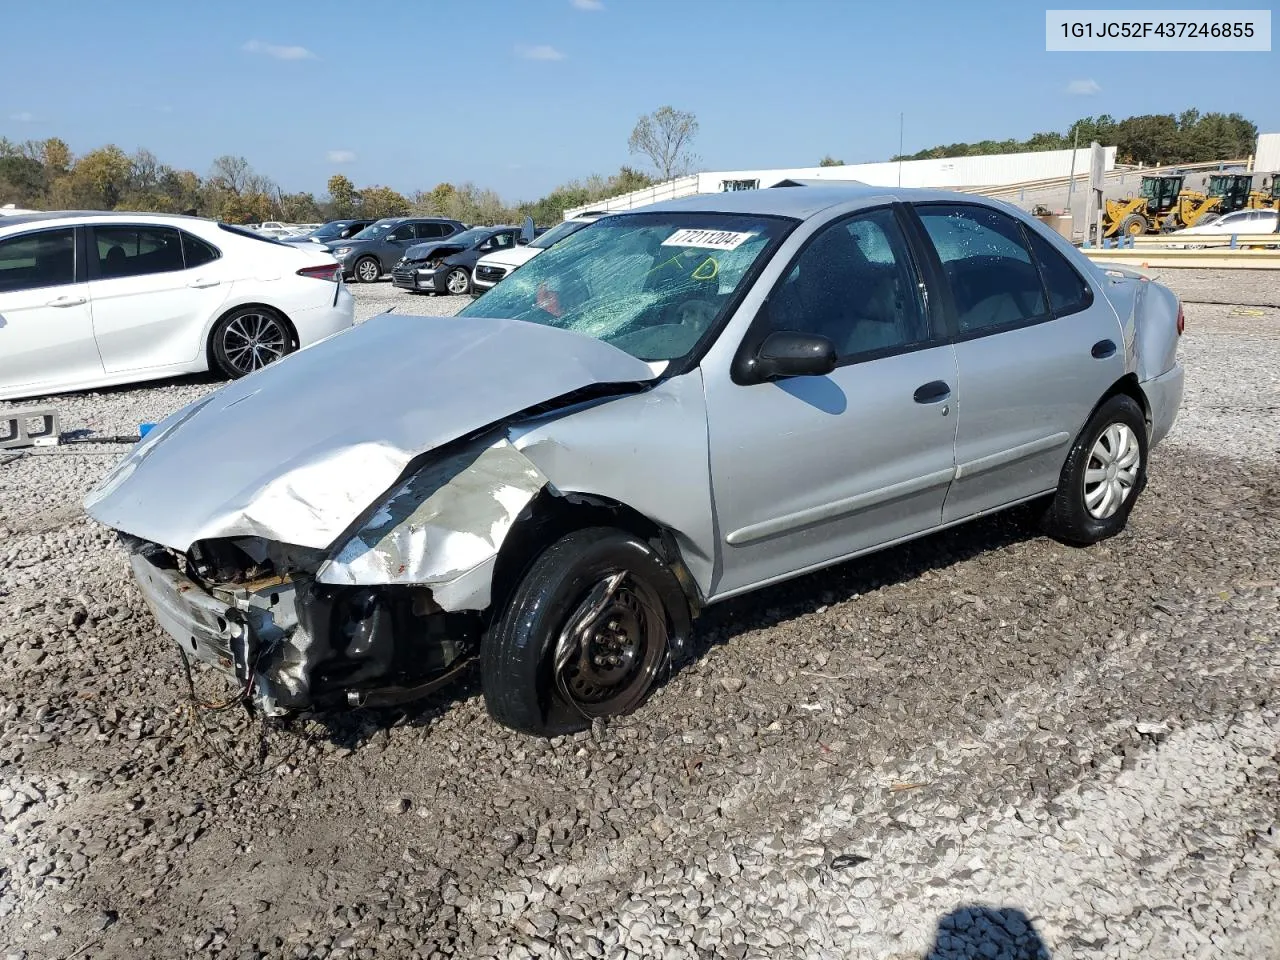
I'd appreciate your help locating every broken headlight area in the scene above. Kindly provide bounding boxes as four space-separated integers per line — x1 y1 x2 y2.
128 537 479 717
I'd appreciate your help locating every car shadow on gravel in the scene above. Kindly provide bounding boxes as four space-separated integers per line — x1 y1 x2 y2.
928 906 1050 959
668 500 1046 676
304 501 1046 749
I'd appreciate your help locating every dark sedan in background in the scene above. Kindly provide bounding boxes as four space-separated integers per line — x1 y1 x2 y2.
330 217 466 282
281 218 376 247
392 224 529 295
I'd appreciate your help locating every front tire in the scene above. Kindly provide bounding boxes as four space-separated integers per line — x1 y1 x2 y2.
445 267 471 295
354 257 381 283
1043 394 1148 546
210 307 293 379
481 528 689 737
1120 213 1149 237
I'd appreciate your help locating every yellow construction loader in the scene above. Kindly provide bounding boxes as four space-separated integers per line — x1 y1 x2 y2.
1247 176 1280 211
1102 173 1252 238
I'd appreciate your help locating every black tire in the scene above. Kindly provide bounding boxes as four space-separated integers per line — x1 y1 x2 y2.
1043 394 1148 546
1119 213 1149 237
445 267 471 295
354 256 382 283
209 306 294 379
481 527 690 737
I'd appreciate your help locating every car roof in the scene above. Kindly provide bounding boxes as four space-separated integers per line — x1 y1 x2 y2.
0 210 215 230
628 184 996 220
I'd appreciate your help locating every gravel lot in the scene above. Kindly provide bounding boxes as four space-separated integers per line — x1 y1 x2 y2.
2 273 1278 960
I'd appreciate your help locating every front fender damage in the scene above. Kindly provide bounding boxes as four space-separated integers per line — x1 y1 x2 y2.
128 434 553 716
317 435 549 611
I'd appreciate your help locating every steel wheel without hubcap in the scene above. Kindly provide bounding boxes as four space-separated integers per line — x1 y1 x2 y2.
1083 423 1141 519
220 311 287 375
356 258 381 282
446 268 470 295
552 570 667 719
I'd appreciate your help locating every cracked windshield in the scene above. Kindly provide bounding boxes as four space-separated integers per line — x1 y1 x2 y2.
459 214 790 361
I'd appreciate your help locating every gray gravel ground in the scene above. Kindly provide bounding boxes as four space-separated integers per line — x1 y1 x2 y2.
1 276 1278 960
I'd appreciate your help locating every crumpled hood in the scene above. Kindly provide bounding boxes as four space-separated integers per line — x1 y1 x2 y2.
404 240 465 261
83 312 656 552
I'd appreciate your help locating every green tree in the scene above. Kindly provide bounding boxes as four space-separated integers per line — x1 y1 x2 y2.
358 185 410 218
818 155 845 166
40 138 71 175
326 174 358 217
628 106 700 180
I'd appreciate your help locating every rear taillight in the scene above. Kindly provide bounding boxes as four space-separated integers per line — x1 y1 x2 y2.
1176 302 1185 336
297 264 341 282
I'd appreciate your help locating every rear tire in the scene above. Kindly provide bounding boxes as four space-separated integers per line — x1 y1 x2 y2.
1043 394 1148 546
481 527 689 737
210 307 294 379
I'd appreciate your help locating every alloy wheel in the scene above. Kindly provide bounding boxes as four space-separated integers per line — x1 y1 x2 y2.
221 312 288 375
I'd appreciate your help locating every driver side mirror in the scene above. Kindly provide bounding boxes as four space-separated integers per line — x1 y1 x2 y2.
752 330 837 381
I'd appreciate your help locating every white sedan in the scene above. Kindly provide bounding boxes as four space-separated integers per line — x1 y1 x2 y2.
0 212 354 401
1169 208 1278 238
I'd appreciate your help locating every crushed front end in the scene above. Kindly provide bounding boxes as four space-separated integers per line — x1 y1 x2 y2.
126 535 478 715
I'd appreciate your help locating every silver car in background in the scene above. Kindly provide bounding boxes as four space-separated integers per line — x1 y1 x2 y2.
84 185 1184 737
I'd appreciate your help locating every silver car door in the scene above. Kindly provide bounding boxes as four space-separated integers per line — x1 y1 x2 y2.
702 205 959 598
910 203 1126 523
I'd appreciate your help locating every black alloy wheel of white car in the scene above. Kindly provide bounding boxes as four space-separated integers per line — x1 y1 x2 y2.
1043 393 1149 546
210 306 294 379
481 527 690 737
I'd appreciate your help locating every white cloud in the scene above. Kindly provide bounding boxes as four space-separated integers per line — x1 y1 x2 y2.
327 150 356 163
242 39 317 61
571 0 604 9
517 44 566 61
1065 78 1101 96
9 111 35 122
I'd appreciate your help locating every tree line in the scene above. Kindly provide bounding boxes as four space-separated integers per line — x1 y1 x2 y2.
0 137 658 227
0 106 705 227
878 110 1258 167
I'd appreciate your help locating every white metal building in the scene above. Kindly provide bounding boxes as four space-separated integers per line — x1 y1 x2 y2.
1254 133 1280 173
564 146 1118 218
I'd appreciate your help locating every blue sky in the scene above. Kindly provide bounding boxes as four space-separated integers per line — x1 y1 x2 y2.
3 0 1276 203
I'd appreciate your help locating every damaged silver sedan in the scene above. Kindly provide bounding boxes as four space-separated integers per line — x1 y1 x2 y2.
85 186 1185 736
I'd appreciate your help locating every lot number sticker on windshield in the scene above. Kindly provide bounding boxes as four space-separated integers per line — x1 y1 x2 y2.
661 228 756 251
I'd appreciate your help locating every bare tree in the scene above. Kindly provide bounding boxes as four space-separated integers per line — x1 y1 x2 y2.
628 106 700 181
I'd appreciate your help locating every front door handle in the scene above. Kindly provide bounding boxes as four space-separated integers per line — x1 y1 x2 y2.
47 295 87 307
1091 339 1117 359
188 278 221 289
913 380 952 404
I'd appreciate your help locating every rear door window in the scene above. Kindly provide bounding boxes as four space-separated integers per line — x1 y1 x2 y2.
0 228 77 292
915 204 1048 336
93 225 186 278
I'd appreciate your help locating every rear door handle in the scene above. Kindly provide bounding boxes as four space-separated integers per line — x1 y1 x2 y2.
913 380 952 404
46 295 87 307
187 278 221 289
1091 339 1117 359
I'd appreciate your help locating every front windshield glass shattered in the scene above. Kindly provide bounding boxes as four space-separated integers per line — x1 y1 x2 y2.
459 213 793 362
